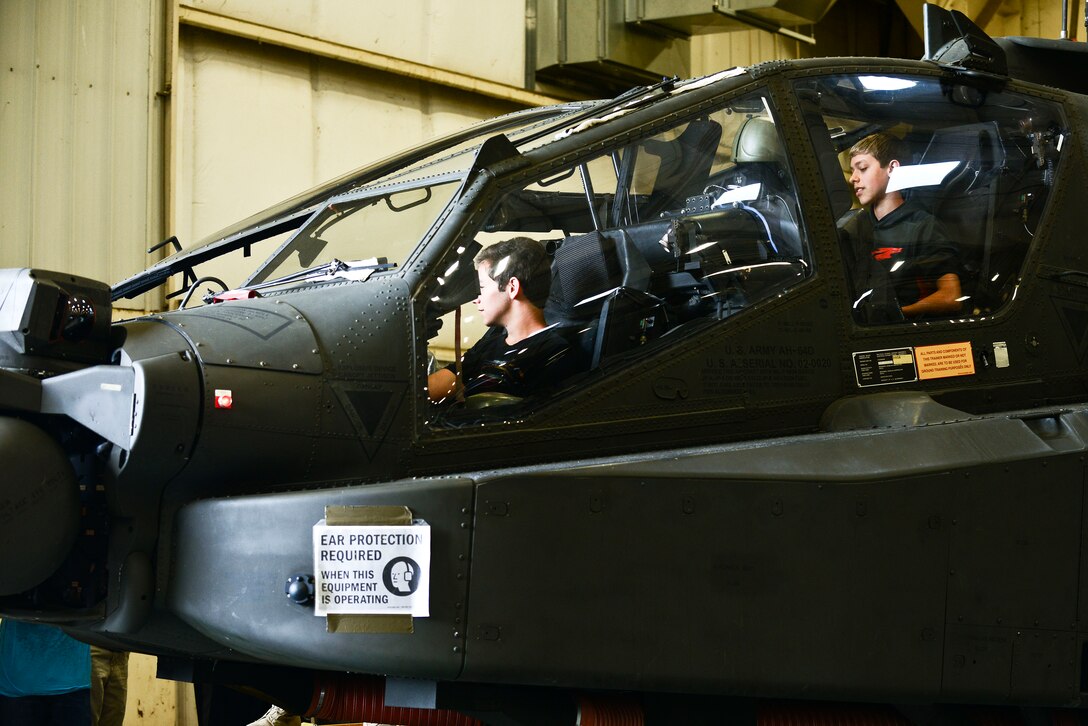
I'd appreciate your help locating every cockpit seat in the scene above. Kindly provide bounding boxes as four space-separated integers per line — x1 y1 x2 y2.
545 229 665 370
732 116 786 185
591 287 667 369
729 116 803 257
640 119 723 219
914 121 1007 312
545 230 622 327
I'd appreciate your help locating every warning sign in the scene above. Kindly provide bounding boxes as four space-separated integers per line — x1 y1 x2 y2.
915 342 975 380
312 522 430 617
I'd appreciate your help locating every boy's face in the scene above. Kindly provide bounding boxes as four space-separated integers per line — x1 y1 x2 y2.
849 152 896 207
474 262 513 327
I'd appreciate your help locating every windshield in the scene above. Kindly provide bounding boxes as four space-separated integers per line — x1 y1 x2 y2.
113 71 756 302
246 177 462 288
111 102 599 302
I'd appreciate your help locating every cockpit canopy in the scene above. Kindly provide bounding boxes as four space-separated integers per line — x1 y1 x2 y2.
112 62 1067 425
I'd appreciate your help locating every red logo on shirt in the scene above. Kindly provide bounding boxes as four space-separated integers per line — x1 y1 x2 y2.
872 247 903 261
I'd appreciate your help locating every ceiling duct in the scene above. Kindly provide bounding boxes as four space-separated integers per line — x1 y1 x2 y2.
626 0 839 36
533 0 691 97
532 0 836 97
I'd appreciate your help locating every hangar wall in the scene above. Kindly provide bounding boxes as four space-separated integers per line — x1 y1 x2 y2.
172 27 526 294
181 0 529 90
0 0 166 314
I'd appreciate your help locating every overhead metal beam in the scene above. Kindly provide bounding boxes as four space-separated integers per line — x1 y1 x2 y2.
176 5 567 107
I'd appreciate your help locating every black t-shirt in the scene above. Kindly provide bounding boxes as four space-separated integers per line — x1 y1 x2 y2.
445 325 578 397
839 201 959 320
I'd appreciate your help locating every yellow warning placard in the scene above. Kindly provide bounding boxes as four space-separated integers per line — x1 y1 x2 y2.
915 342 975 380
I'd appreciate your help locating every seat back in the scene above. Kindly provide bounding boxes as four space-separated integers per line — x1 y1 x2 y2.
729 117 803 258
914 122 1006 310
545 229 662 369
640 119 723 219
730 116 787 193
545 230 624 326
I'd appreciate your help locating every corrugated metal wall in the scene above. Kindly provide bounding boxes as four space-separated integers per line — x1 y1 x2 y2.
183 0 529 89
692 25 804 72
172 25 524 292
0 0 166 314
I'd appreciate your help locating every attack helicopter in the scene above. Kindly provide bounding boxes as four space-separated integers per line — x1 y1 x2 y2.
3 4 1088 724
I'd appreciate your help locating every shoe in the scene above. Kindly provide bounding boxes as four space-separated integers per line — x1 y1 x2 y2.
246 705 302 726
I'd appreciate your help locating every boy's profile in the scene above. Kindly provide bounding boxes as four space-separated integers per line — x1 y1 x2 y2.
427 237 576 403
841 132 962 319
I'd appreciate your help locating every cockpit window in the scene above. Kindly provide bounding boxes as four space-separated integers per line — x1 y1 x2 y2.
796 73 1066 324
422 91 812 425
245 177 462 289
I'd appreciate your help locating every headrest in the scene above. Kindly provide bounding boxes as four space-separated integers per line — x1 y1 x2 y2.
919 122 1005 170
544 231 622 324
733 117 785 165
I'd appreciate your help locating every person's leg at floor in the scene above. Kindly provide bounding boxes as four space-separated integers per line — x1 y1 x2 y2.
0 692 83 725
90 647 128 726
0 693 46 724
46 687 92 726
90 646 107 722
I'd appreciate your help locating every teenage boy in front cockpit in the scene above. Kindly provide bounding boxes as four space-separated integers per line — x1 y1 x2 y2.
840 131 962 319
427 237 577 403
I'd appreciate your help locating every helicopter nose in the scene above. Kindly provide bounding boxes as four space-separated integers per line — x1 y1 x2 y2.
0 417 80 595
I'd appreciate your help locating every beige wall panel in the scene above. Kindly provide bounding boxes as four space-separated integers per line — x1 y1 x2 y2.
426 1 525 86
693 24 808 76
175 28 520 294
0 0 164 303
0 2 36 265
124 653 185 725
183 0 526 89
20 1 74 274
937 0 1082 39
1031 0 1083 38
983 2 1017 37
693 0 1083 73
1072 1 1085 40
1027 0 1050 37
961 0 1087 40
178 31 317 257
